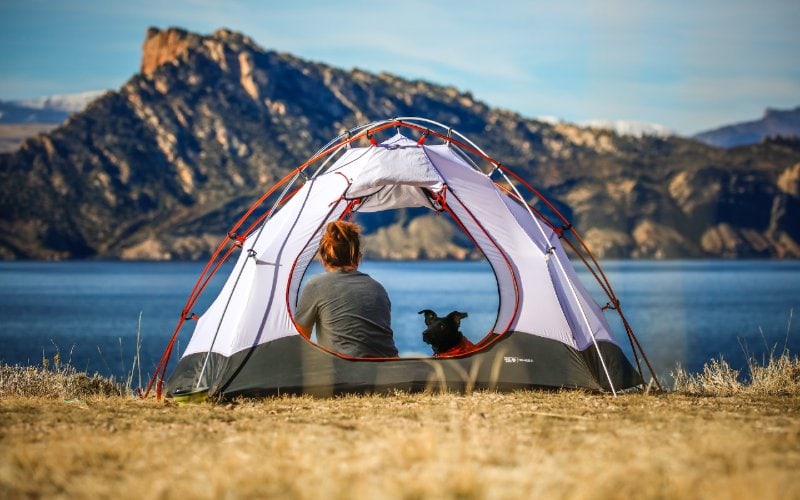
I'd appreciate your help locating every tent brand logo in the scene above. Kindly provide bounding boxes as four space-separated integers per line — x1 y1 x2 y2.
504 356 534 364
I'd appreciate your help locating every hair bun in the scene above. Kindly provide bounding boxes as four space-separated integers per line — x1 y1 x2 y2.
319 221 361 268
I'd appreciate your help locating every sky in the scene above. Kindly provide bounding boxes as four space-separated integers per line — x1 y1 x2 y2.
0 0 798 135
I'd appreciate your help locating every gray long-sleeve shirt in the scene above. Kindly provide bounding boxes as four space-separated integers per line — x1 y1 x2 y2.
295 269 398 358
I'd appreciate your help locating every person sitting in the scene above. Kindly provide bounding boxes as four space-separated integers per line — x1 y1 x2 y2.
295 220 398 358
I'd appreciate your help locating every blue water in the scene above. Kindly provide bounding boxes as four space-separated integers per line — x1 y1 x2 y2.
0 260 798 385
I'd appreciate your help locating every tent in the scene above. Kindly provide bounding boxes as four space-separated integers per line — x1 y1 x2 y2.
148 117 660 399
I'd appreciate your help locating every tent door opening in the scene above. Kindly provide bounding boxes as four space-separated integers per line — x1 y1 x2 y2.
291 202 504 359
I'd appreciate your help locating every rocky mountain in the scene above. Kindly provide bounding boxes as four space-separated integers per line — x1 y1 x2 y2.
693 106 800 148
1 27 799 260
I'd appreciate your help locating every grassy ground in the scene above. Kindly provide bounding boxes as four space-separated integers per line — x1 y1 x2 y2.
1 390 798 498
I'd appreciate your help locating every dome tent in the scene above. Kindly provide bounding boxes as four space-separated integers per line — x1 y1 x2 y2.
148 118 659 400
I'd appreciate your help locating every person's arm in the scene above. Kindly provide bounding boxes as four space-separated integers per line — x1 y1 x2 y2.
294 280 317 339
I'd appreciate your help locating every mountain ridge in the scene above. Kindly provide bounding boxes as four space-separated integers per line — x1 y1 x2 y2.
1 27 799 260
693 106 800 148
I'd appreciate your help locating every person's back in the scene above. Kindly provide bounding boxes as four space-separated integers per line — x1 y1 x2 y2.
294 221 398 358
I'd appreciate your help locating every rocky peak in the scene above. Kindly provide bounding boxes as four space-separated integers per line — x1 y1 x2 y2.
140 27 201 76
210 28 257 48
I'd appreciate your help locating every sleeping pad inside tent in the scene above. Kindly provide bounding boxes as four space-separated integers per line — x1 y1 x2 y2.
149 118 659 399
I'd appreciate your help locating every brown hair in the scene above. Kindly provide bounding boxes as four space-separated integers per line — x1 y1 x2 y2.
319 220 361 269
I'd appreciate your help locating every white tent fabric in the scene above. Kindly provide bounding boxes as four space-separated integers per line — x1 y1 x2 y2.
336 134 444 210
181 133 619 361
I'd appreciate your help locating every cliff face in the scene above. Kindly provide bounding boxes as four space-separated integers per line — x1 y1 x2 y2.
140 27 201 77
1 27 799 260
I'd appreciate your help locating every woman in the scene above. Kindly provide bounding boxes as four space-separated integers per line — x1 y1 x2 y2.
295 220 398 358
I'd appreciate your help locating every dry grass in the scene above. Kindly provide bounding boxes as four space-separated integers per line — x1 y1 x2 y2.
0 352 124 399
673 351 800 397
1 352 800 499
1 391 798 499
0 364 123 399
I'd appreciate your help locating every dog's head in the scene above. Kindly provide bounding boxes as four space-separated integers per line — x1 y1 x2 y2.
418 309 469 355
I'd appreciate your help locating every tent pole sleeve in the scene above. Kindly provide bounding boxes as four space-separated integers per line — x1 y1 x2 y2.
551 253 617 396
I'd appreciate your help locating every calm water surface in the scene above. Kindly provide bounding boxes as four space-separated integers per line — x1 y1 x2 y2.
0 260 797 383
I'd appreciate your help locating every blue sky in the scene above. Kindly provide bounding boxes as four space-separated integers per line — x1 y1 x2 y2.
0 0 798 135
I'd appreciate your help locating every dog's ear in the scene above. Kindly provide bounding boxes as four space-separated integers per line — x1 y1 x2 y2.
446 311 468 327
418 309 438 326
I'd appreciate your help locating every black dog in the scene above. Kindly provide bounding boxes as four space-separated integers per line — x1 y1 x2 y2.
418 309 474 357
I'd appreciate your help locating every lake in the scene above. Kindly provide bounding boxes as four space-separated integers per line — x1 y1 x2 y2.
0 260 798 386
